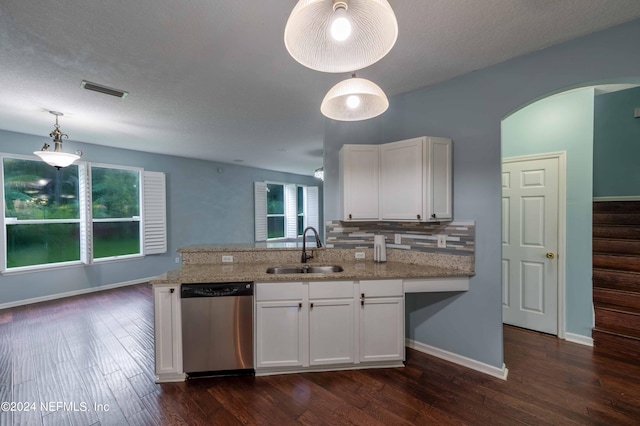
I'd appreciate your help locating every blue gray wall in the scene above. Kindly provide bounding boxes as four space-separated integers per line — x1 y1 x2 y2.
324 19 640 368
0 130 322 306
594 86 640 197
502 88 595 337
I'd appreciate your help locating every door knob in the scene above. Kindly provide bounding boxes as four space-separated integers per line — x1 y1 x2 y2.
546 252 555 259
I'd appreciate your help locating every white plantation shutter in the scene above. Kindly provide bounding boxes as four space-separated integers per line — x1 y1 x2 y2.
143 171 167 254
79 163 93 264
254 182 268 241
305 186 319 230
285 184 297 238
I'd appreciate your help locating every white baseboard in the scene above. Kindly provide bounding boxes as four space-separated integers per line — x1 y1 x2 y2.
406 338 508 380
564 332 594 347
593 196 640 202
0 276 159 310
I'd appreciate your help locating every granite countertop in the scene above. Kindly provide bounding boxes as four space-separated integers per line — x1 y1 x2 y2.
151 260 470 285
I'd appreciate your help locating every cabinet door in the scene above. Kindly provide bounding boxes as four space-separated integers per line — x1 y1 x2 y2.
359 297 405 362
340 145 379 220
309 299 355 365
153 285 183 381
379 138 424 221
256 301 305 368
425 137 452 221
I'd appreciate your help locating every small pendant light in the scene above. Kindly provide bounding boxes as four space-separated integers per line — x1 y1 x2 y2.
321 73 389 121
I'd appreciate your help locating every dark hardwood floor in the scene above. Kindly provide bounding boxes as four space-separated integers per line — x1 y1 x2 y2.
1 283 640 425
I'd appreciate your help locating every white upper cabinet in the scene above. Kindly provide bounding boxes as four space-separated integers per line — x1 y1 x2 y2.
341 137 452 222
379 138 424 221
427 137 453 221
339 144 379 221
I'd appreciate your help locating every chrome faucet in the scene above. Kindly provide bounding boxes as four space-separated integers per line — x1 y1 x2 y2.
301 226 322 263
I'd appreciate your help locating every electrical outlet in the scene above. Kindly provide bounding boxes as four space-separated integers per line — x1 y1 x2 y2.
222 255 233 263
394 234 402 244
437 235 447 248
355 252 366 259
174 257 180 264
635 108 640 118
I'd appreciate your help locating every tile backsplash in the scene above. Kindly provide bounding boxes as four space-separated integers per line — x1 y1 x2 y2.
325 220 475 256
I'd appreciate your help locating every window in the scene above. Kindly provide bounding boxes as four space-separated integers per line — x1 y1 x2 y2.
297 186 304 236
1 155 166 272
254 181 319 241
91 165 141 259
3 158 81 268
266 183 285 239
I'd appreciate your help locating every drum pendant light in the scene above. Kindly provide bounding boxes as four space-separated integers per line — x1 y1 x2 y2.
321 73 389 121
284 0 398 73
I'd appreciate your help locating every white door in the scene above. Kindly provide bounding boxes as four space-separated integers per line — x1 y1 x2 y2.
426 137 453 221
359 297 405 362
502 156 560 335
379 138 423 220
340 144 379 220
255 301 305 368
309 299 355 365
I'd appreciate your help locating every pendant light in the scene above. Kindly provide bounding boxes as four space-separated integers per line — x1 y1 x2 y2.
321 73 389 121
284 0 398 73
34 111 82 169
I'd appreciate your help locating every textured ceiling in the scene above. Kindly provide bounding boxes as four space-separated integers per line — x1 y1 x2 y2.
1 1 639 175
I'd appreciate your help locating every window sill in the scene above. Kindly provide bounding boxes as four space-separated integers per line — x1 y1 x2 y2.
2 254 144 275
2 261 85 276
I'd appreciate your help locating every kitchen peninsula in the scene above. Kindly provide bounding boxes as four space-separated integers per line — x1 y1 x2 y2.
151 244 473 383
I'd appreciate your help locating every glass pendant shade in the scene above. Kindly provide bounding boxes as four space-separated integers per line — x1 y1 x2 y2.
284 0 398 73
34 151 81 169
321 77 388 121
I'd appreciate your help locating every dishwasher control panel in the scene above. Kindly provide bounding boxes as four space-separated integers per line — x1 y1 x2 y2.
181 282 254 298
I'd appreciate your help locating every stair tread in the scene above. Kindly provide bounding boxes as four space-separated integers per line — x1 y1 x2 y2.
593 267 640 275
594 302 640 315
593 328 640 342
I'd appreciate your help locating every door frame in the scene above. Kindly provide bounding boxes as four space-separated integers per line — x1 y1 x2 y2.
502 151 567 338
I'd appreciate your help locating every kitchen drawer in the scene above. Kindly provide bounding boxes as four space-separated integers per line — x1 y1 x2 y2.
309 281 354 299
256 282 304 301
359 279 403 297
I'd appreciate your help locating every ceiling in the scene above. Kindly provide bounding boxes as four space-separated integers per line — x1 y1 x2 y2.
1 1 639 176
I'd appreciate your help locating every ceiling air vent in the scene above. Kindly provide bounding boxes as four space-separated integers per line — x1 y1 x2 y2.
81 80 128 98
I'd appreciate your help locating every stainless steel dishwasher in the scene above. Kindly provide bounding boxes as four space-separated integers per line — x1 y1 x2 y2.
181 282 254 377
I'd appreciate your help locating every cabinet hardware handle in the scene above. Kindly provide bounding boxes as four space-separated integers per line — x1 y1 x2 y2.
431 213 436 219
348 214 352 220
298 302 302 308
170 288 174 293
361 300 364 306
310 303 314 308
417 214 421 220
361 293 365 299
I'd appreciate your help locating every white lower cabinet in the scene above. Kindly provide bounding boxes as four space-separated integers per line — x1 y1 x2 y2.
255 279 403 374
256 300 305 368
255 282 305 368
309 281 355 365
153 284 185 383
359 280 405 362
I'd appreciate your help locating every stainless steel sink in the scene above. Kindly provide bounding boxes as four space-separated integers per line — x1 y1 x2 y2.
266 265 344 274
